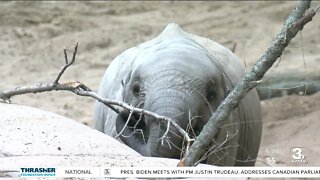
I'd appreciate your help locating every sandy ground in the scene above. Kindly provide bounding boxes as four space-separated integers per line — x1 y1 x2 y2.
1 1 320 167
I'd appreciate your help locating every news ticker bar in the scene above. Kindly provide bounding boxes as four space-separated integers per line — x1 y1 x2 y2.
19 167 320 178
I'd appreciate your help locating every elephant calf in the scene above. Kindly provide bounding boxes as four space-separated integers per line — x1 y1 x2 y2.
94 23 262 166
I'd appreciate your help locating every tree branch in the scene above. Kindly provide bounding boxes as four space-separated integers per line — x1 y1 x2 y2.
0 42 192 147
180 0 317 166
53 42 78 85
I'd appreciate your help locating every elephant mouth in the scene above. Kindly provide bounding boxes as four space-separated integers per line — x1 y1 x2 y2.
116 110 148 143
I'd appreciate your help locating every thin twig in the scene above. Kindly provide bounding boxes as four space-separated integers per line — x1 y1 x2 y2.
299 31 308 95
196 130 238 165
81 90 192 142
115 110 134 139
231 42 237 53
53 42 78 84
187 110 197 138
159 120 171 144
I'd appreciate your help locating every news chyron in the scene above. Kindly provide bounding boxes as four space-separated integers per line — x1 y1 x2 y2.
18 166 320 178
17 147 319 178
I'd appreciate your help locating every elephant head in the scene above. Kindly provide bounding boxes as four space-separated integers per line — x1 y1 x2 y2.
115 37 233 160
95 24 261 166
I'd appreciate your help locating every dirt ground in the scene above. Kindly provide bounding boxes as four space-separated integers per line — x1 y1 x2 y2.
1 1 320 167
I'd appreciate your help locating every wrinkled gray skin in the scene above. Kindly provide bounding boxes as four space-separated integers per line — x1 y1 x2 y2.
94 23 262 166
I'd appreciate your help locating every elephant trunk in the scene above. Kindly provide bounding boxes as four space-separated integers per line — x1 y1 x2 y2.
144 88 190 158
116 81 197 158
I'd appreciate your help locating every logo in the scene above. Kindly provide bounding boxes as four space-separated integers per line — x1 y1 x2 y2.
104 169 110 175
20 168 56 177
291 147 308 164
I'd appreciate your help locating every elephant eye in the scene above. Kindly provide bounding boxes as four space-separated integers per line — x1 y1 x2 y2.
132 81 141 96
206 89 215 102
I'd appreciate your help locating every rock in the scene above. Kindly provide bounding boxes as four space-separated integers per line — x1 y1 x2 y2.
0 103 200 177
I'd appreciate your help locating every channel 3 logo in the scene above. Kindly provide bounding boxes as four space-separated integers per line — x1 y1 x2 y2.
291 147 308 164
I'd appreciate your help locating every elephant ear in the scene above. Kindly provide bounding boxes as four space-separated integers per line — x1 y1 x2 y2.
121 69 133 101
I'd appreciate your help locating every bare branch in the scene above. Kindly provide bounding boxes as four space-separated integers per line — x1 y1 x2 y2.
75 89 192 143
53 42 78 84
181 0 317 166
195 130 238 166
63 47 68 64
231 42 237 53
187 110 197 138
115 110 134 138
159 120 171 144
0 42 192 146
